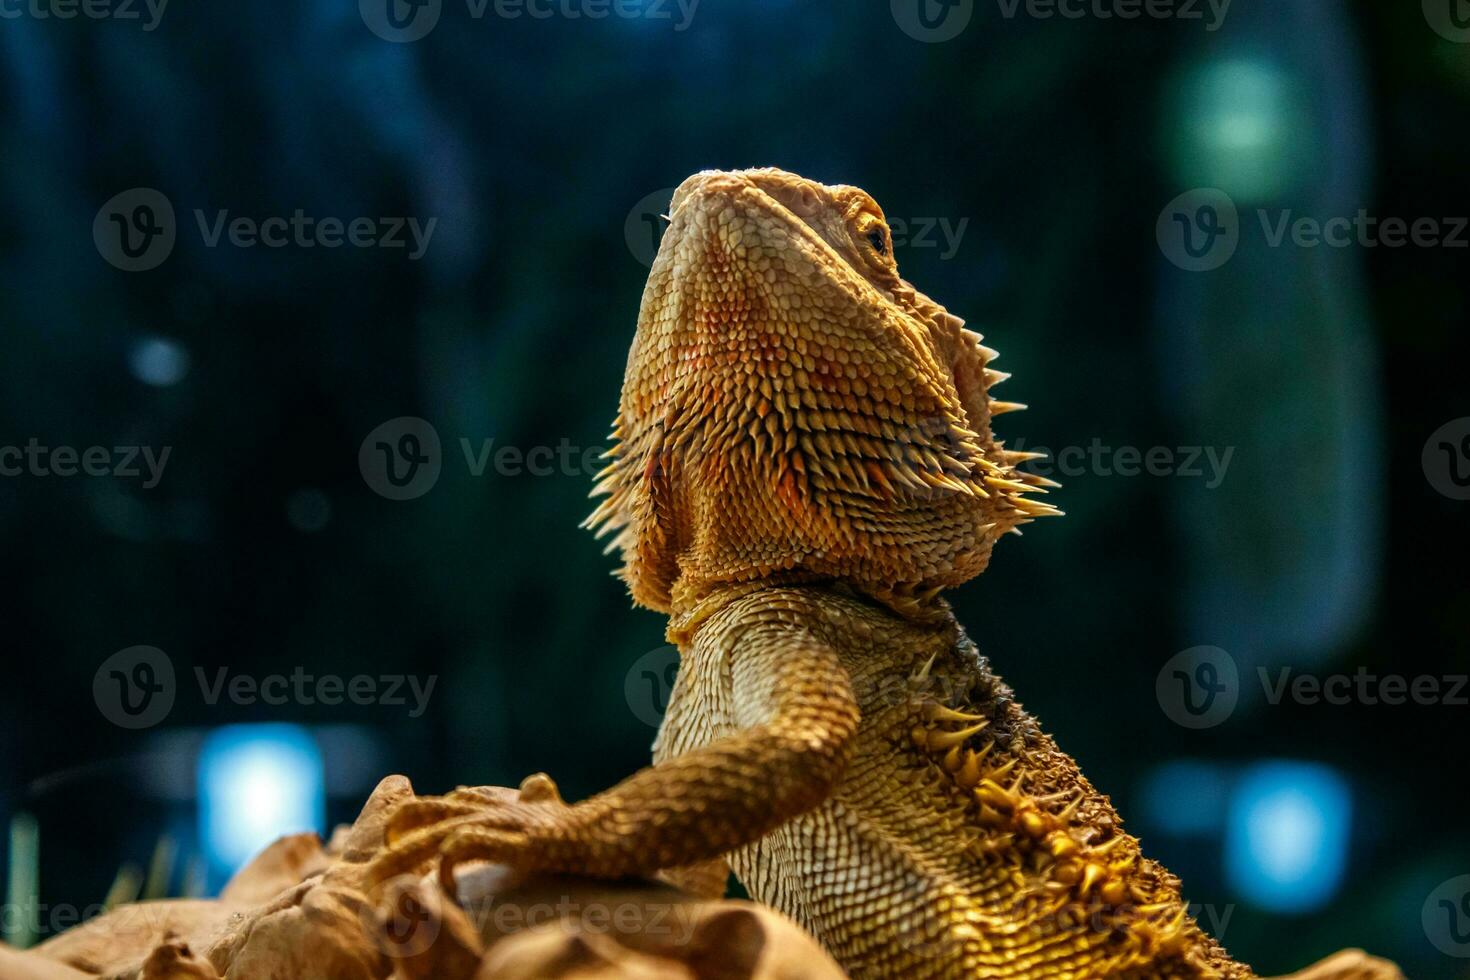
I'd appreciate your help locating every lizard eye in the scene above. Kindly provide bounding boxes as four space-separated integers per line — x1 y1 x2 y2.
866 226 888 255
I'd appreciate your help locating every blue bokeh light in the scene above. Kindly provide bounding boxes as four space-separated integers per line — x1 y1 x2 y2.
128 336 191 387
1225 761 1351 914
1139 759 1230 836
198 725 325 884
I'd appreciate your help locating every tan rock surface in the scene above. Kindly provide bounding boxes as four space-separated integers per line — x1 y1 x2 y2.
2 775 846 980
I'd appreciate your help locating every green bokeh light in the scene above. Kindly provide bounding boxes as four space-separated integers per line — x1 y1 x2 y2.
1165 57 1313 203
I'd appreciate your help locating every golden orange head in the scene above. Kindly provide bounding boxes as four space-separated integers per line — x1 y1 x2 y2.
586 168 1058 613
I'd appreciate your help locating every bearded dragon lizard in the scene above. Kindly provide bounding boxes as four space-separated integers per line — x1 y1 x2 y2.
370 168 1401 980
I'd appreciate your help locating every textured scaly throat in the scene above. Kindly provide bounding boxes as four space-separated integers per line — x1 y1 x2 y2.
667 576 955 647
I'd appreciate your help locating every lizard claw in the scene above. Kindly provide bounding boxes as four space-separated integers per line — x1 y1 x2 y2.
367 773 574 892
436 826 533 901
383 799 491 843
516 772 564 804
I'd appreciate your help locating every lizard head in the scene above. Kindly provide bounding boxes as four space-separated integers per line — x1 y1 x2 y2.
587 168 1059 615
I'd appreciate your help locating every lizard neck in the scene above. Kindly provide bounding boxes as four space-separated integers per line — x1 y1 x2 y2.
666 576 953 647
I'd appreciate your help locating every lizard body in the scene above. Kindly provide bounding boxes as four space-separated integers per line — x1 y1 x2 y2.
656 583 1230 978
372 169 1400 980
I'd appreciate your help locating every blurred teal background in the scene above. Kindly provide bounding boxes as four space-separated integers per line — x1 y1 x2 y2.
1 0 1467 974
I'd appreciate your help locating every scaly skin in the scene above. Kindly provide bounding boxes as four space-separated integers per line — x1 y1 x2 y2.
371 169 1401 980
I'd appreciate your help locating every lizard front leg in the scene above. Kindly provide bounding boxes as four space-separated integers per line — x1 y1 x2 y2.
368 628 859 891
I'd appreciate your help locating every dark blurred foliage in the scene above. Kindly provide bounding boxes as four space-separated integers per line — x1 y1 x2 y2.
0 0 1466 974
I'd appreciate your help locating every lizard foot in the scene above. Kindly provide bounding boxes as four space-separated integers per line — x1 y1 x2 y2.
367 773 577 898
